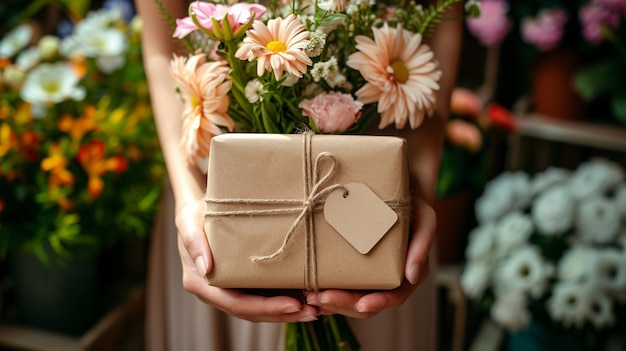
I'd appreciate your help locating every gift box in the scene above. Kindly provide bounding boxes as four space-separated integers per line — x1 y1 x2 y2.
204 132 411 290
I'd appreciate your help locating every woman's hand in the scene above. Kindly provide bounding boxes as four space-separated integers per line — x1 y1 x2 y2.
175 199 320 323
305 195 436 319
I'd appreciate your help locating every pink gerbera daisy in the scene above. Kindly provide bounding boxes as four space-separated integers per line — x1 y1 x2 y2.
170 54 233 171
346 23 442 129
235 14 312 81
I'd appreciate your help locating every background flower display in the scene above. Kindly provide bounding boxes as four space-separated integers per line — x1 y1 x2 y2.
461 158 626 349
0 4 164 264
465 0 626 124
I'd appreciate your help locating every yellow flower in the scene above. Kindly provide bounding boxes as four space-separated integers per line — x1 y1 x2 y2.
235 14 312 81
346 23 442 129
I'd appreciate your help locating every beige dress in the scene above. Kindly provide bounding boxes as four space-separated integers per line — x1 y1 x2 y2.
145 182 438 351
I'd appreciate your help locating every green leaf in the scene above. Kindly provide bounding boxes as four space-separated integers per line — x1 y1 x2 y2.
574 58 623 100
611 92 626 124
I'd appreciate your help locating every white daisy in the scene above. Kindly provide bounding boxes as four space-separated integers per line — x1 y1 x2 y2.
490 290 530 331
531 185 574 236
548 282 592 328
461 261 492 299
475 171 531 224
494 212 534 253
20 63 86 106
577 196 620 244
568 158 625 200
588 292 615 329
530 166 570 196
15 47 41 71
465 223 496 262
245 79 266 103
557 245 596 283
0 24 32 58
495 245 554 298
589 248 626 292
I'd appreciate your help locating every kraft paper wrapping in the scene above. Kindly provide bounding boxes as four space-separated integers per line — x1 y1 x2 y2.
204 133 410 290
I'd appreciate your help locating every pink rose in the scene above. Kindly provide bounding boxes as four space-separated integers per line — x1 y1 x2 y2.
446 119 483 152
450 87 482 118
466 0 512 47
299 92 363 133
173 2 266 39
521 8 568 51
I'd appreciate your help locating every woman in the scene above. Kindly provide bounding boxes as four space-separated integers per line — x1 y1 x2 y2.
135 0 463 349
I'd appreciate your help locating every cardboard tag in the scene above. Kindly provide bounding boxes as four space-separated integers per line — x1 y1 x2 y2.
323 183 398 254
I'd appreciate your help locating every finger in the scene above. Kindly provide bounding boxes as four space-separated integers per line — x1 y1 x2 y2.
307 289 377 319
175 201 213 276
405 198 436 285
353 279 417 315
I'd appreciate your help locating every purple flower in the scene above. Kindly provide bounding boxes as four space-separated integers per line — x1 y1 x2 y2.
521 8 568 52
579 2 622 44
466 0 512 47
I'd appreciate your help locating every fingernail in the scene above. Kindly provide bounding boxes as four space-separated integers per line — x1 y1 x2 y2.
298 315 317 322
355 302 368 313
306 293 318 305
195 256 207 277
283 306 301 314
408 264 420 285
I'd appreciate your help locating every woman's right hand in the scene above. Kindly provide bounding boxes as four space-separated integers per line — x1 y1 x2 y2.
174 199 320 323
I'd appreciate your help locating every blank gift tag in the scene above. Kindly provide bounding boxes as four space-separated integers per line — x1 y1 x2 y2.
323 183 398 254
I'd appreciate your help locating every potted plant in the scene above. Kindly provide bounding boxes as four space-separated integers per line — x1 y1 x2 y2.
0 3 164 335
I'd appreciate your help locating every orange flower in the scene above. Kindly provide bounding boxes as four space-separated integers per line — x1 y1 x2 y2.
347 23 442 129
170 54 232 171
77 140 128 198
69 55 88 79
58 105 98 142
41 144 75 188
235 14 312 81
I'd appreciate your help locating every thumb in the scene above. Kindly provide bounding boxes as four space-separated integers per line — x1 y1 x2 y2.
175 200 213 277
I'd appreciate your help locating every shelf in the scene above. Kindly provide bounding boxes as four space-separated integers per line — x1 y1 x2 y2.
514 113 626 153
506 112 626 170
0 284 145 351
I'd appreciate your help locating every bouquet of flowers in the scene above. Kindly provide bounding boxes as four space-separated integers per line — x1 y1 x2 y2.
164 0 475 349
461 158 626 348
0 5 165 263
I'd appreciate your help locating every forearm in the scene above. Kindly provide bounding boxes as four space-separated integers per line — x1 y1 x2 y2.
403 2 463 206
135 0 205 212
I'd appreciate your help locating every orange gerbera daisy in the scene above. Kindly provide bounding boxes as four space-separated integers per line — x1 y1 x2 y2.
170 54 233 171
347 23 442 129
235 14 312 81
